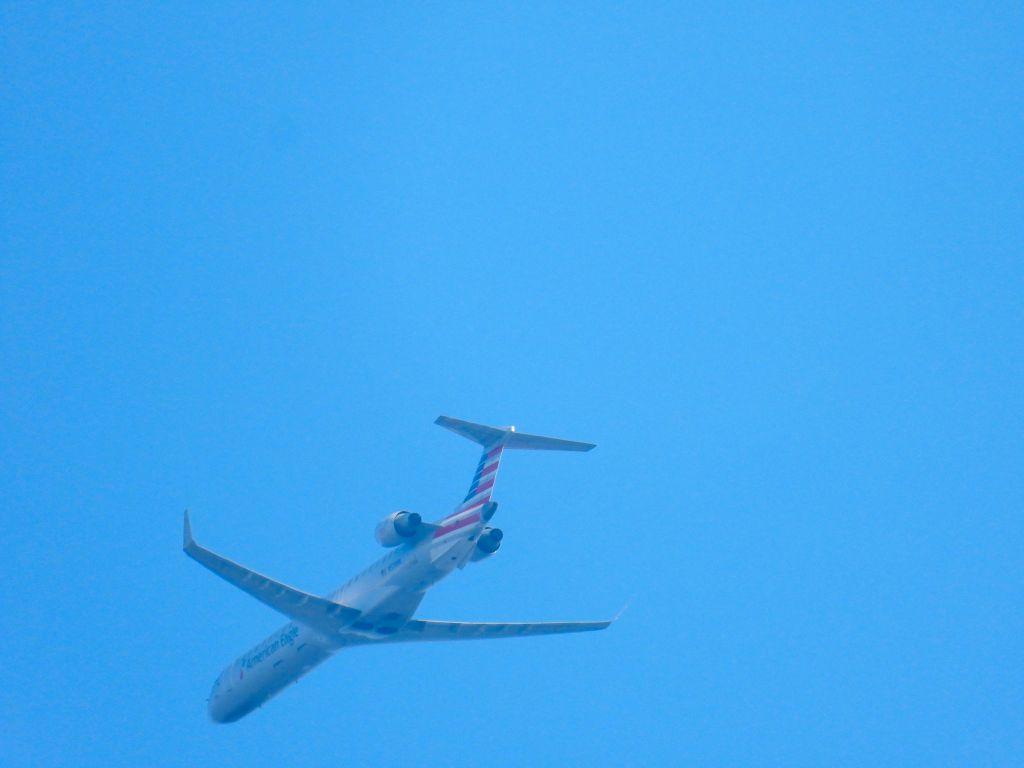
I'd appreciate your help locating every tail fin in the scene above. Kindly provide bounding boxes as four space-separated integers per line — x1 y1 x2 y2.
435 416 595 512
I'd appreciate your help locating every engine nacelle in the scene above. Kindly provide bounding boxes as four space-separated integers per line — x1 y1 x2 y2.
481 501 498 522
471 527 503 561
375 510 422 547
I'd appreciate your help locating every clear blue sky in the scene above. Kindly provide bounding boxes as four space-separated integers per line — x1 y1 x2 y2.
2 3 1021 766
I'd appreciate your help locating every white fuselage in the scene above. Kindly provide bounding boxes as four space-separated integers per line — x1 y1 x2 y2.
207 506 484 722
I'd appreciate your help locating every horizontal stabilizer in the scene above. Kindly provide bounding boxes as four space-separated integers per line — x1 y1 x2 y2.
182 511 360 637
435 416 595 452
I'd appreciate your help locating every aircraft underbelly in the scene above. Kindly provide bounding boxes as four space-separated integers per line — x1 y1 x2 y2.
358 586 424 625
208 623 333 723
427 536 476 575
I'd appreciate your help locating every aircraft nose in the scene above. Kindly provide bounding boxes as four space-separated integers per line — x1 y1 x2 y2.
208 696 240 723
207 695 226 723
207 687 259 723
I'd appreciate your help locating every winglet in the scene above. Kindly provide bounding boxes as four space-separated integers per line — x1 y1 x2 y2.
613 595 635 623
183 510 194 551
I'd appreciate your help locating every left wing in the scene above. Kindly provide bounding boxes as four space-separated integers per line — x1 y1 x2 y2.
382 617 613 643
182 511 360 638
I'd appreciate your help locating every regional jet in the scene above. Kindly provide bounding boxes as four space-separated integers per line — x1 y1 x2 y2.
184 416 613 722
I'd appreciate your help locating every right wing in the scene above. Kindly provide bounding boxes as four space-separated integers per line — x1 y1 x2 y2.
383 617 613 643
182 512 360 637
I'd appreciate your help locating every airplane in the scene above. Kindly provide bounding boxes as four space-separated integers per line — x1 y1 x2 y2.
184 415 615 723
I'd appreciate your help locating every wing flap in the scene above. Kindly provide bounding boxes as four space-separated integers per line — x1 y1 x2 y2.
385 618 613 643
182 512 360 637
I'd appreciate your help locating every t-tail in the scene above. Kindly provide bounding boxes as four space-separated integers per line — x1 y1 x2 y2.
435 416 595 514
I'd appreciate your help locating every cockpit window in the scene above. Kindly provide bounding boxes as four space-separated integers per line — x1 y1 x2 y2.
209 668 232 698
